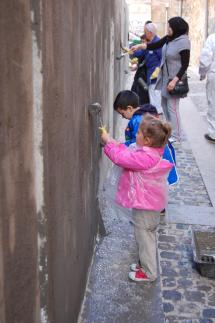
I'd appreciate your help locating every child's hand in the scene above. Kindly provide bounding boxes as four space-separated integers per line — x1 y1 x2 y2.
99 125 108 135
101 132 110 143
99 126 110 144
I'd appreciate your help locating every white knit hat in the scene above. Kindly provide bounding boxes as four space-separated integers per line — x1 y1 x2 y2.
145 22 157 35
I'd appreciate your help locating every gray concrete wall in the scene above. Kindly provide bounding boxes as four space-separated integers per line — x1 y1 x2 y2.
0 0 127 322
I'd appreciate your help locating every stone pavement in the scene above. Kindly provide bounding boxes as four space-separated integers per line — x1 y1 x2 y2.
79 69 215 323
158 223 215 323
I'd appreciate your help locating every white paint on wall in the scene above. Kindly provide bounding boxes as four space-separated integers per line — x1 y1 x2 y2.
31 8 48 323
31 13 44 215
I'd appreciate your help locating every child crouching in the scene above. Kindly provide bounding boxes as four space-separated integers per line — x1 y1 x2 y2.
100 114 173 282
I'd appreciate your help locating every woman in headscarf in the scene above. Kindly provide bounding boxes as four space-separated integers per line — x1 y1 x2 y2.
131 16 190 143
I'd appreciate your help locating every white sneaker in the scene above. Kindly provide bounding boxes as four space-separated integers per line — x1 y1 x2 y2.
130 263 141 272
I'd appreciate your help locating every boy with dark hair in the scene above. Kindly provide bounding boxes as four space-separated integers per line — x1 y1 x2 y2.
114 90 139 113
114 90 178 187
114 90 157 146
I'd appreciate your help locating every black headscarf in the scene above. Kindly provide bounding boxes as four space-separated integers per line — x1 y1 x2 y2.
168 16 189 41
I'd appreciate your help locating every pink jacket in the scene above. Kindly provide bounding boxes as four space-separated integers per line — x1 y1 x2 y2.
104 141 173 211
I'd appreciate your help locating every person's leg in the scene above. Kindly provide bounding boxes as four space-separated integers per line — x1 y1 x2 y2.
166 97 181 141
139 87 150 104
137 80 150 104
206 74 215 140
148 84 163 114
161 96 169 121
132 209 160 280
131 78 137 93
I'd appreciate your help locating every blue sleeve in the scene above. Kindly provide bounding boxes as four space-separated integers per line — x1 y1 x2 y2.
124 120 134 146
132 117 141 137
133 49 148 58
124 116 141 146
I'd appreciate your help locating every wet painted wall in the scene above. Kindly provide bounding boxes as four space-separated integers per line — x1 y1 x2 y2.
41 1 127 322
0 0 127 322
0 2 39 323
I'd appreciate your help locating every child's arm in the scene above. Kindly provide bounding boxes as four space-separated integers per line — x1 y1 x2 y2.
124 117 140 146
99 127 159 170
104 141 158 170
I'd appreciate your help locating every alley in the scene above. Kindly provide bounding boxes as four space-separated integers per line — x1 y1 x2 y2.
2 1 215 322
79 69 215 323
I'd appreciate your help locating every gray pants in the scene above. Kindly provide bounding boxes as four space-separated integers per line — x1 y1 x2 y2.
132 209 160 280
148 84 163 114
161 96 181 141
206 74 215 139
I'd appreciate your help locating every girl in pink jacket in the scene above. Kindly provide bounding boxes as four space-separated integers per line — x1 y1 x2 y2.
100 114 173 282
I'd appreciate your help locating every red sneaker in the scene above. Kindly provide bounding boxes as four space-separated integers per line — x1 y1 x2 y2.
128 269 151 282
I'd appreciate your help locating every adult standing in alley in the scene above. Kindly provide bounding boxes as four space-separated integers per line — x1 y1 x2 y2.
131 34 150 105
199 33 215 144
131 17 190 143
131 22 163 114
130 21 152 105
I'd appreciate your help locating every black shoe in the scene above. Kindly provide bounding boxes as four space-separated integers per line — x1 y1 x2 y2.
204 134 215 143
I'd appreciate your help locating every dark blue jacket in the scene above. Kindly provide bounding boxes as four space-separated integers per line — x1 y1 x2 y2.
133 35 162 85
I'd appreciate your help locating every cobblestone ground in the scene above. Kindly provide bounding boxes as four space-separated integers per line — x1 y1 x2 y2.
158 223 215 323
169 140 212 207
168 69 211 207
158 69 215 323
